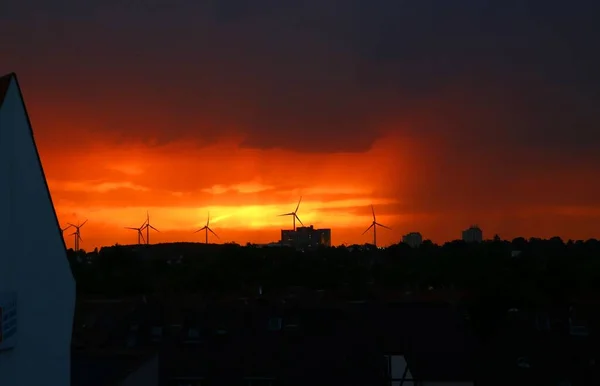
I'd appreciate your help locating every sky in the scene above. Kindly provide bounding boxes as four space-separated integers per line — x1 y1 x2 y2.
2 0 600 249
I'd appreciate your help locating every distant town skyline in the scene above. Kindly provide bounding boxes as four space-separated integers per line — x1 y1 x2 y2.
2 1 599 249
57 205 597 251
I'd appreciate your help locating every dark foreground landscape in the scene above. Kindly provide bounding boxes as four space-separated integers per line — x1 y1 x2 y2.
70 238 600 386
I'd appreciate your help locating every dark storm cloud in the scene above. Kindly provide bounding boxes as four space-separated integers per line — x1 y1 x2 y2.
1 0 599 154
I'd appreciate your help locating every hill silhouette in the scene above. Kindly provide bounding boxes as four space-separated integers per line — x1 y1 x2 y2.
68 237 600 307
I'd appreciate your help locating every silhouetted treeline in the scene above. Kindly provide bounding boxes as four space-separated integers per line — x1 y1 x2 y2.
67 237 600 305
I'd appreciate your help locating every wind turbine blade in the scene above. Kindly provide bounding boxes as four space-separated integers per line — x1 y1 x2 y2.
67 223 76 227
125 227 138 230
149 225 159 232
140 219 148 228
140 231 146 243
295 214 304 227
80 219 88 227
295 196 302 213
375 222 391 230
77 234 83 242
362 224 374 235
278 213 294 217
208 227 219 239
206 212 210 226
197 226 208 232
69 232 77 236
371 205 376 221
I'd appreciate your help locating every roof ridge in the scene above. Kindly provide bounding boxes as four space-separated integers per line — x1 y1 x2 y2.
0 72 16 109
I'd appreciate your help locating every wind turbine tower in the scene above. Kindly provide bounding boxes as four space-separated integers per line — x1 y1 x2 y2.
278 196 304 231
143 211 159 245
194 212 219 244
362 205 391 247
67 219 87 252
125 217 148 245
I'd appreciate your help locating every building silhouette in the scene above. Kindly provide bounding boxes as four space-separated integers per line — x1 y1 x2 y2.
402 232 423 248
462 225 483 243
281 225 331 249
0 73 75 386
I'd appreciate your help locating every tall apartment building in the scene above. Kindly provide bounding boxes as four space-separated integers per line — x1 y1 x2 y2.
281 225 331 250
402 232 423 248
462 225 483 243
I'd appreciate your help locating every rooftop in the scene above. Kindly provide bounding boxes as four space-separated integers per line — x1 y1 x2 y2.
74 296 478 384
0 72 14 108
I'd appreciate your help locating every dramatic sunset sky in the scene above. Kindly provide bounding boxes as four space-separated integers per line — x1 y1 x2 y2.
2 1 600 249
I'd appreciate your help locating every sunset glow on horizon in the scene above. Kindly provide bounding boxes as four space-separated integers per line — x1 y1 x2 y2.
45 135 420 249
36 130 600 250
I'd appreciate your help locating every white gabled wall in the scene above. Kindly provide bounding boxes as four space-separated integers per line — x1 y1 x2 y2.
0 76 75 386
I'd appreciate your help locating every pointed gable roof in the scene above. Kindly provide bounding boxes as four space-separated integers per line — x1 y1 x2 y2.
0 72 14 108
0 71 69 251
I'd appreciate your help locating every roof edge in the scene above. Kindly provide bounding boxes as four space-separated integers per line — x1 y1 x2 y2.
2 73 73 262
0 72 17 109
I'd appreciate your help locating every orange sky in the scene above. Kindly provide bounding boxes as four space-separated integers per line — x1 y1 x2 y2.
43 133 419 249
20 79 600 251
27 81 599 251
4 1 600 250
34 124 600 251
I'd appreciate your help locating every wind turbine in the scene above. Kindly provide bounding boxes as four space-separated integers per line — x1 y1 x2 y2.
278 196 304 231
67 220 87 252
362 205 391 247
125 217 147 245
142 211 159 245
194 212 219 244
